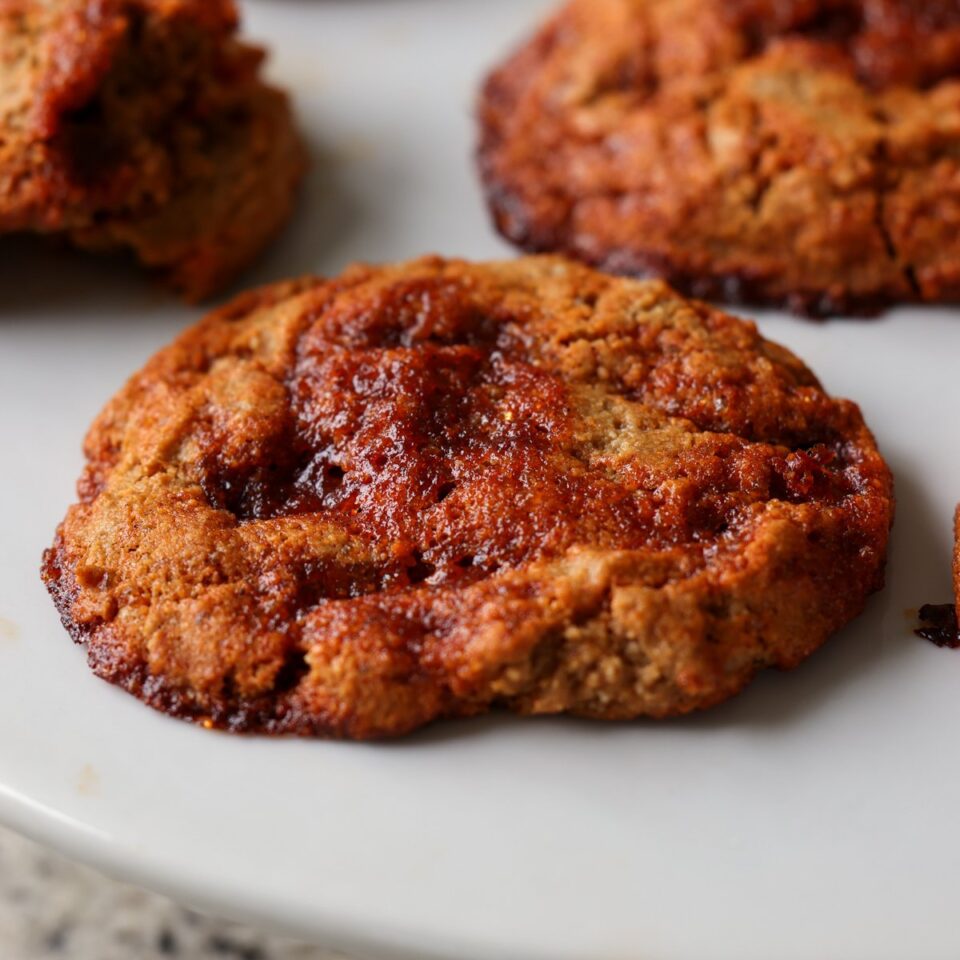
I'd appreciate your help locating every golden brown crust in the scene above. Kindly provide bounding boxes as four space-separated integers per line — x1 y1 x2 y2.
42 257 894 738
0 0 305 300
478 0 960 316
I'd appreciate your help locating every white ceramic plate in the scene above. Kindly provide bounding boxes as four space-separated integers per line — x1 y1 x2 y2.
2 2 960 958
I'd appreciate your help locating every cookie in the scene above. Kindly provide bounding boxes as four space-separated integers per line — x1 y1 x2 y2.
916 506 960 648
43 256 894 738
478 0 960 315
0 0 305 300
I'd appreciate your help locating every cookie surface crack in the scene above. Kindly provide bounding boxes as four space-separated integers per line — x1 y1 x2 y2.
871 116 921 299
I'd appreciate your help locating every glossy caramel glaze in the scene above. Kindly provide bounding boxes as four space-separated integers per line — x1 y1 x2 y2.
43 257 894 738
916 605 960 648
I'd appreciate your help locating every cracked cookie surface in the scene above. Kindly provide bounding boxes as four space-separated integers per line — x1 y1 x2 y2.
43 257 893 738
478 0 960 315
0 0 305 300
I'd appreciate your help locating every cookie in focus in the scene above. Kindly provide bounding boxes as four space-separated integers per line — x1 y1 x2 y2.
43 256 894 738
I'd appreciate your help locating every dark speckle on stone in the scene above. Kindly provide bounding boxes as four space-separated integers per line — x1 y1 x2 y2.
207 934 267 960
44 923 69 951
158 926 179 954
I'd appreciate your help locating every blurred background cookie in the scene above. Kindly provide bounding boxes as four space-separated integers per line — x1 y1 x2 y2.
0 0 306 300
478 0 960 315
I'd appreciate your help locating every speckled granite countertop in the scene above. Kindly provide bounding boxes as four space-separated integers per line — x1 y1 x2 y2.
0 826 352 960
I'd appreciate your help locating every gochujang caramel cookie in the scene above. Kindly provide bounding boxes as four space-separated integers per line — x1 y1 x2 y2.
43 257 893 738
0 0 305 300
479 0 960 315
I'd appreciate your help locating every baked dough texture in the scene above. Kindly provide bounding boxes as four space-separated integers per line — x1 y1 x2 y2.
0 0 305 299
43 257 894 738
478 0 960 315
